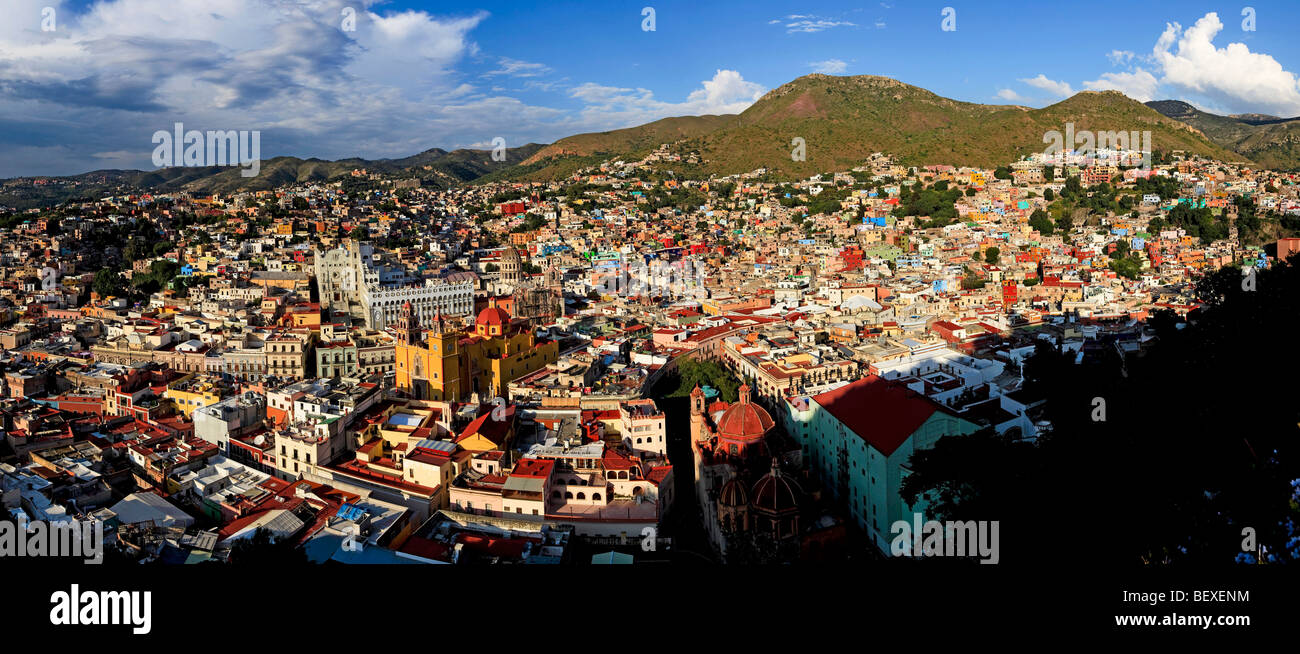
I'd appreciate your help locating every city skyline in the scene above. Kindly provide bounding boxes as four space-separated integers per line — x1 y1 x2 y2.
4 1 1300 177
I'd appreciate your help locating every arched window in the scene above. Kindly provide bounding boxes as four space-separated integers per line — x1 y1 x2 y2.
592 493 601 501
551 490 561 498
576 492 585 500
565 491 573 499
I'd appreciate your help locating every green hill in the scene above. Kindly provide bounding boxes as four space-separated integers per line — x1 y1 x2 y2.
1146 100 1300 171
681 75 1242 177
487 75 1243 182
0 144 544 209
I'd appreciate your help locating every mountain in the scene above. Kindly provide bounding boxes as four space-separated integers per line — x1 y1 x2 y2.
477 115 737 183
1146 100 1300 170
679 75 1241 177
0 144 544 210
2 75 1266 211
488 75 1242 181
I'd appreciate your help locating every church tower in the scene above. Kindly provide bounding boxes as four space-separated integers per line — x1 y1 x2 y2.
396 301 418 346
689 384 707 442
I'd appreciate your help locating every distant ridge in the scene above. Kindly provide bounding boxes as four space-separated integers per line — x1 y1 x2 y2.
1146 99 1300 170
4 73 1276 210
491 74 1243 181
0 144 543 210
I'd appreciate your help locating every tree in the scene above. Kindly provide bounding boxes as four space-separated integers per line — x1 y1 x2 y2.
349 225 368 240
1063 175 1082 197
227 528 309 565
1028 209 1054 236
92 268 124 298
904 261 1300 567
1112 239 1131 259
984 247 1000 262
667 358 740 403
1109 255 1142 279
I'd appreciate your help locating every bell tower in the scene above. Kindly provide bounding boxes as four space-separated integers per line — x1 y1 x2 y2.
396 301 418 346
689 384 707 442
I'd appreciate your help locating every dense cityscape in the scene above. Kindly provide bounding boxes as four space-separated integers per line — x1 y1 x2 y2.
4 0 1299 638
3 139 1297 565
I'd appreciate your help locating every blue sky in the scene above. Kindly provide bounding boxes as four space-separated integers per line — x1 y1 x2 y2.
4 0 1300 176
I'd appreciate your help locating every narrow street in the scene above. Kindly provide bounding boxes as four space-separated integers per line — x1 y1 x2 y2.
653 393 719 565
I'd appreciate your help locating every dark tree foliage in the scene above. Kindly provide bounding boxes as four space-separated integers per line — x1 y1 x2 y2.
225 528 309 565
903 260 1300 567
666 358 740 403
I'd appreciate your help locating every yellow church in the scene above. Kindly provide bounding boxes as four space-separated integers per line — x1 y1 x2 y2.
393 298 558 402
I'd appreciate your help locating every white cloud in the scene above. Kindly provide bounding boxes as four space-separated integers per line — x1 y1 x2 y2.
0 0 516 175
1082 68 1159 101
1019 74 1074 97
779 16 856 33
996 88 1027 102
570 69 764 129
0 0 765 177
810 59 848 74
874 20 887 29
1151 12 1300 115
1107 50 1136 66
485 57 552 78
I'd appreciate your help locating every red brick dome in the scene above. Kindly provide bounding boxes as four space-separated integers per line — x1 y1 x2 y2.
716 384 773 442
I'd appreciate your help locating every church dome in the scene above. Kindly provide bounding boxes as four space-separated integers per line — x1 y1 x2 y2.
751 462 802 515
476 305 511 328
716 384 773 442
718 477 749 508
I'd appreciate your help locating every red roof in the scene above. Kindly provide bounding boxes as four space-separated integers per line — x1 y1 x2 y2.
812 375 954 456
511 458 554 479
476 306 511 327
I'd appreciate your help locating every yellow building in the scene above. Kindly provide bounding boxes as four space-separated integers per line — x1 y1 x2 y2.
164 374 226 418
394 299 558 402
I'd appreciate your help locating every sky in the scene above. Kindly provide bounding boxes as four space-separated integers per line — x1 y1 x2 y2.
3 0 1300 177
